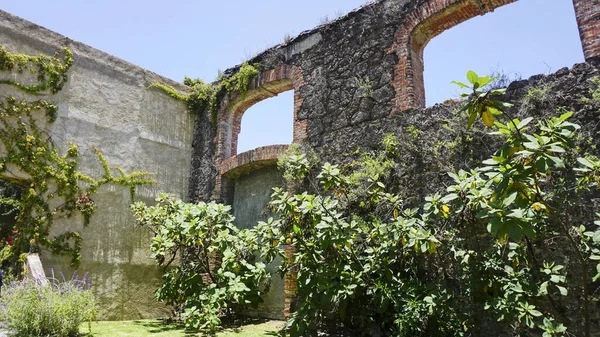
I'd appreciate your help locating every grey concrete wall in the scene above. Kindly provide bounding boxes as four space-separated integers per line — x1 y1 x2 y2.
0 10 194 320
232 165 285 319
232 166 283 230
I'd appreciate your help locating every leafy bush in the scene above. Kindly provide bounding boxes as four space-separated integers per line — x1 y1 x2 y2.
131 196 269 331
135 70 600 336
250 71 600 336
0 273 97 336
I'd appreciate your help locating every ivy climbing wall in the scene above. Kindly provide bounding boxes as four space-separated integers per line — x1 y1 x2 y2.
0 10 195 320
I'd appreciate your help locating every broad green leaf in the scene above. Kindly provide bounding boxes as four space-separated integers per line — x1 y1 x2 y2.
594 231 600 243
546 155 565 169
577 157 595 169
467 110 478 128
506 208 524 219
467 70 479 85
505 222 524 241
293 224 302 235
518 117 533 129
529 309 543 317
478 75 493 87
522 223 536 238
440 193 459 203
558 111 573 121
503 192 518 207
487 217 502 233
557 286 568 296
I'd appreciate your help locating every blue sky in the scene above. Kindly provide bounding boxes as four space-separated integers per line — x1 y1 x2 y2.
2 0 584 153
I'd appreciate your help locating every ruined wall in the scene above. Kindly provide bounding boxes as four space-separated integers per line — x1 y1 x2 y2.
1 0 598 324
0 10 195 320
188 0 600 321
195 0 600 204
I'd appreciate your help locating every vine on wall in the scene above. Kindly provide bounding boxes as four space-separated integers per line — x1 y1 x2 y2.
150 62 259 128
0 45 154 270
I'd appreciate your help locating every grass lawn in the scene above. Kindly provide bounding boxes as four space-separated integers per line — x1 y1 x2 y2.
80 319 285 337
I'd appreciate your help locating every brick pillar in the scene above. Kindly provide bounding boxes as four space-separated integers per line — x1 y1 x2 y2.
283 245 297 318
573 0 600 60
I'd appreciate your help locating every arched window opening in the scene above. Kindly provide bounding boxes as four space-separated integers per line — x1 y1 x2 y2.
236 90 294 154
423 0 583 107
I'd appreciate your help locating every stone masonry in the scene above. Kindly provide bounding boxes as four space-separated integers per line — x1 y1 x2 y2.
188 0 600 317
192 0 600 205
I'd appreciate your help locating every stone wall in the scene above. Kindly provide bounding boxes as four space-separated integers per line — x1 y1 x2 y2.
0 10 194 320
195 0 600 204
188 0 600 320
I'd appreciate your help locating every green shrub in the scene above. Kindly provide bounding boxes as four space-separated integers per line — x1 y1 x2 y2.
131 196 269 332
249 71 600 336
0 273 97 336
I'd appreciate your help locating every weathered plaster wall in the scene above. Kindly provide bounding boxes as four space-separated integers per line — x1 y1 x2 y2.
232 166 283 230
0 10 194 320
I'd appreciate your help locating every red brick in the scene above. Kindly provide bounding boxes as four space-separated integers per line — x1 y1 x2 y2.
212 65 307 200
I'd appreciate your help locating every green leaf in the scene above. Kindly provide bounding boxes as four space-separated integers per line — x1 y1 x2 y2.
529 309 543 317
503 192 518 207
593 231 600 243
467 110 478 129
482 158 500 165
557 286 568 296
506 208 524 219
482 108 495 128
451 81 470 89
293 224 302 235
505 222 524 241
577 157 595 169
487 217 502 233
521 223 536 238
558 111 573 121
546 155 565 169
467 70 479 85
440 193 459 203
518 117 533 129
478 76 493 87
550 275 562 283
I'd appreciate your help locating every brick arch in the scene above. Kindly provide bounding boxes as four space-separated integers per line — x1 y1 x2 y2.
216 64 306 161
213 64 307 200
387 0 517 112
220 144 289 179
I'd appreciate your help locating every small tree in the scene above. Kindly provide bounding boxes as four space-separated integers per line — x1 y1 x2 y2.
131 195 269 331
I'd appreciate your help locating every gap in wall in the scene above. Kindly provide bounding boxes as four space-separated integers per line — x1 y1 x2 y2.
423 0 584 107
237 90 294 154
